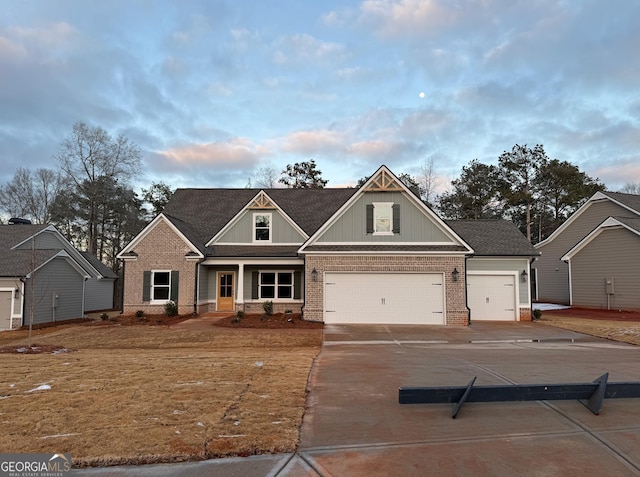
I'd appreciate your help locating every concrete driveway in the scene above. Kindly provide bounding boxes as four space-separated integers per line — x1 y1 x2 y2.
297 322 640 476
73 321 640 476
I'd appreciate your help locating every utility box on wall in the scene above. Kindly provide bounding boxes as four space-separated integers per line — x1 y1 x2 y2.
605 278 615 295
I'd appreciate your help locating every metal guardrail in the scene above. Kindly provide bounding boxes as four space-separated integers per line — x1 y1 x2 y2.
399 373 640 418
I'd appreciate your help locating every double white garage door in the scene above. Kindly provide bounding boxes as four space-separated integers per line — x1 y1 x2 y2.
324 273 444 324
322 272 518 324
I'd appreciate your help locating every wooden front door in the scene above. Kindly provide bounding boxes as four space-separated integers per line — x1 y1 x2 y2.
217 272 235 311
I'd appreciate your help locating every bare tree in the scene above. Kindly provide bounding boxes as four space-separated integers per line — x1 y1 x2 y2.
55 122 141 254
251 165 279 188
620 182 640 194
0 167 66 223
418 156 438 205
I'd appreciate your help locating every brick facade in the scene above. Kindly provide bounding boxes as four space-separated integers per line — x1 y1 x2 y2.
304 255 468 325
519 307 532 321
123 220 198 315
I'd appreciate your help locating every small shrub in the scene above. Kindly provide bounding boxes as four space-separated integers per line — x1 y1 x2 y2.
135 310 145 318
232 310 244 324
263 301 274 316
532 309 543 320
164 301 178 317
99 312 109 321
284 309 293 314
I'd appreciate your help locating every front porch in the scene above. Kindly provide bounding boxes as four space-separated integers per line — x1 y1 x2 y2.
196 258 305 315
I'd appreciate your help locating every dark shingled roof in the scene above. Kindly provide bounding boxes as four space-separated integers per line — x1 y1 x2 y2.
602 191 640 214
159 189 542 258
446 219 539 256
303 244 469 253
80 251 118 279
0 225 55 277
162 188 358 252
611 216 640 234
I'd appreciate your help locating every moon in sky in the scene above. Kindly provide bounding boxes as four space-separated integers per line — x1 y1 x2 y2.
419 92 425 98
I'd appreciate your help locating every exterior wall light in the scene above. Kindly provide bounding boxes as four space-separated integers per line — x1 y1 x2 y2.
521 269 528 282
452 267 460 282
311 268 318 282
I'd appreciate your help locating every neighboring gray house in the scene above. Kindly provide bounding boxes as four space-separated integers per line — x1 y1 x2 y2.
0 223 116 331
119 165 538 324
80 251 118 311
533 191 640 309
561 216 640 311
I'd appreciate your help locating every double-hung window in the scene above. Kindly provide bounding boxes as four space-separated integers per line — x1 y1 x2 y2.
366 202 400 235
253 213 272 242
259 272 293 299
151 270 171 302
373 202 392 234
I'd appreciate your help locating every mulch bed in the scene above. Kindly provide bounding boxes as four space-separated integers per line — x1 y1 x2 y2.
87 314 192 327
543 307 640 322
214 313 323 329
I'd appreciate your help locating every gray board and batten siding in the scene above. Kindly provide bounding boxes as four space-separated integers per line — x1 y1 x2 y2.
215 208 306 244
317 192 454 243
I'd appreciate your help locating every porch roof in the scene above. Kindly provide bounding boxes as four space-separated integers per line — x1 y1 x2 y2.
206 245 300 258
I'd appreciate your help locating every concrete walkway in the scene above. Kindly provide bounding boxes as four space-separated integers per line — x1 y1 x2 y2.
73 322 640 476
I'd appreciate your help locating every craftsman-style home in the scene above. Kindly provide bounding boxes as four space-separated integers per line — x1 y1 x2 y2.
119 166 538 325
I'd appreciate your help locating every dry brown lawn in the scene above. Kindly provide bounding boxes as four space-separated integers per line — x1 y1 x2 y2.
0 317 323 467
539 308 640 346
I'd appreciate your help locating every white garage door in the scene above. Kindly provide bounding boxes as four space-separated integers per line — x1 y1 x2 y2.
467 274 517 321
1 291 12 331
324 273 444 324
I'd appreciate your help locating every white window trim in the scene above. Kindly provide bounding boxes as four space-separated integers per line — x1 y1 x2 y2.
372 202 394 235
258 270 294 301
253 212 273 243
150 269 172 305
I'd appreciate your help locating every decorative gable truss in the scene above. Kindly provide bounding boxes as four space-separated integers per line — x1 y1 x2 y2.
300 165 473 252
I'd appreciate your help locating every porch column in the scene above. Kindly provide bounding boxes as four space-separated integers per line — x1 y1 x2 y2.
236 263 244 307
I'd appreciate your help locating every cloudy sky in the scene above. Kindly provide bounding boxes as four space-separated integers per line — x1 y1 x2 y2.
2 0 639 193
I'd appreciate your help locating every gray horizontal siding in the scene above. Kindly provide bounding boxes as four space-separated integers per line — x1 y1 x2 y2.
534 199 631 303
26 258 84 325
570 227 640 310
84 278 114 311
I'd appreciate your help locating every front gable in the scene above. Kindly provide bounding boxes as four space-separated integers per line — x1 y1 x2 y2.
301 166 472 252
209 190 307 246
117 214 203 260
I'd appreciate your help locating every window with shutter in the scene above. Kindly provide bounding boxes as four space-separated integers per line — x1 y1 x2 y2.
369 202 399 235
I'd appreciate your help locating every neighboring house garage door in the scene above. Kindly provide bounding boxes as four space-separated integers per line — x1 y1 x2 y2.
467 274 517 321
1 290 12 331
324 273 444 324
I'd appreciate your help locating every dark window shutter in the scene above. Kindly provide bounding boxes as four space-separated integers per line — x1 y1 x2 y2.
143 271 151 302
294 271 302 299
170 271 179 302
251 271 259 299
392 204 400 233
366 204 374 233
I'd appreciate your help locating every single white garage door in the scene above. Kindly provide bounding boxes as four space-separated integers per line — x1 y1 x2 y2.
467 274 517 321
324 273 444 324
1 290 12 331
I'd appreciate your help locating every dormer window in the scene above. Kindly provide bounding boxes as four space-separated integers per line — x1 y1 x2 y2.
253 213 272 242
